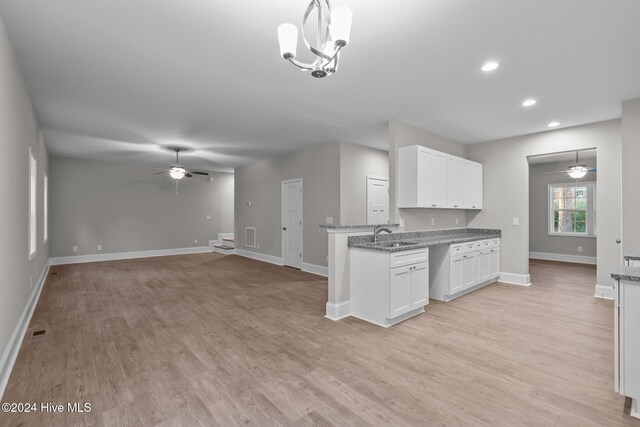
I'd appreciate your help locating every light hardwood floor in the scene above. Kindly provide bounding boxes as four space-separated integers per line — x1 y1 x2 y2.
1 255 637 426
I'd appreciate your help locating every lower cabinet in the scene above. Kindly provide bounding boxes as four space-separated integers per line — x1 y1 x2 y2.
351 248 429 327
430 238 500 302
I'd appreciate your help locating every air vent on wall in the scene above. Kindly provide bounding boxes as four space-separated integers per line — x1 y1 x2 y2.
245 227 256 248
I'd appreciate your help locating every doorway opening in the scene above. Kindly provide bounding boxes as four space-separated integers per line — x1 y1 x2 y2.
527 149 597 290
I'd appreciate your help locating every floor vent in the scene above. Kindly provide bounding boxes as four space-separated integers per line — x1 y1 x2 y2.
33 330 46 337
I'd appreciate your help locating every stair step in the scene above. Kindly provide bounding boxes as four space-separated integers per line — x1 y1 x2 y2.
214 245 234 250
222 238 235 242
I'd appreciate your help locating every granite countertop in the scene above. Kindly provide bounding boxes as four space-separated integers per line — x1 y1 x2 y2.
624 253 640 261
319 223 400 230
611 266 640 282
348 228 501 252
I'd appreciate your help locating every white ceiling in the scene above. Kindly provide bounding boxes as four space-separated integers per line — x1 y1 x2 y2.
1 0 639 172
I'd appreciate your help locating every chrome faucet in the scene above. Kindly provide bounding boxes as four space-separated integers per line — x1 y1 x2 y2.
373 225 393 243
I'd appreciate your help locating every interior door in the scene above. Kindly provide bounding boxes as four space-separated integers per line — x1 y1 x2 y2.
410 262 429 309
367 176 389 224
389 266 412 319
282 179 303 269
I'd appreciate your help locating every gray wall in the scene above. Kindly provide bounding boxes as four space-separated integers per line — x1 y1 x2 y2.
0 15 49 389
622 98 640 255
528 160 597 258
50 156 234 257
389 120 468 230
467 119 621 288
234 142 341 267
339 141 389 225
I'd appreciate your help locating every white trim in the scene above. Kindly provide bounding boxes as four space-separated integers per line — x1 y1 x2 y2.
366 175 390 225
594 284 615 300
631 398 639 420
235 249 283 266
49 246 212 265
282 178 303 269
529 251 597 265
325 300 351 321
302 262 328 277
498 272 532 286
1 261 50 400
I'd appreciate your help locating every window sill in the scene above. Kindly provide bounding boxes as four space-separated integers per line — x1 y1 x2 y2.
548 233 597 238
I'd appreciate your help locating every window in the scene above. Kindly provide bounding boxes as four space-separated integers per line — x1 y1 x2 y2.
43 172 48 243
548 182 596 237
29 147 37 259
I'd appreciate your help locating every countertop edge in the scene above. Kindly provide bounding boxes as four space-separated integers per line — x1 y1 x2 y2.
611 266 640 282
349 233 500 253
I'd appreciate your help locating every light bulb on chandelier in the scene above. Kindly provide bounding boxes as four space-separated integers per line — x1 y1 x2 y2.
277 1 353 78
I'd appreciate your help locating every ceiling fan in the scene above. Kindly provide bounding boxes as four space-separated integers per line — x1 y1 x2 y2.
541 150 596 179
148 147 209 193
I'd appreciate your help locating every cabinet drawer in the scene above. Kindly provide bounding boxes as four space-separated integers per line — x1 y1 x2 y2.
390 249 429 268
479 239 491 248
450 244 464 255
463 242 477 253
490 238 500 247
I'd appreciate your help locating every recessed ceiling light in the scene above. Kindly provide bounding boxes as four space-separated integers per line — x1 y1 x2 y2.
522 99 537 107
481 61 499 72
548 121 560 128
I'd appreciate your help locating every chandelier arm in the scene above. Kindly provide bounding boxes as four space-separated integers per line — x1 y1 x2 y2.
322 43 343 66
285 56 316 71
301 0 333 62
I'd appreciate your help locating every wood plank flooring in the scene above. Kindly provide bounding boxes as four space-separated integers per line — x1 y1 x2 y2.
1 255 637 426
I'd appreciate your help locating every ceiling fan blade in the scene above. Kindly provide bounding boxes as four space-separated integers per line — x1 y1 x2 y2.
185 173 193 178
190 171 209 176
153 171 166 175
540 171 570 175
588 167 597 172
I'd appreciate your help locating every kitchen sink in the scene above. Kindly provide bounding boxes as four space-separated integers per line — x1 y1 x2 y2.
374 241 417 248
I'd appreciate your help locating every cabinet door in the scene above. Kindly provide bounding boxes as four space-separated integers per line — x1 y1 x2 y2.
410 262 429 309
416 148 430 207
446 156 464 208
461 253 477 289
389 266 412 319
476 250 491 282
450 254 465 294
462 161 483 209
428 151 447 207
489 248 500 277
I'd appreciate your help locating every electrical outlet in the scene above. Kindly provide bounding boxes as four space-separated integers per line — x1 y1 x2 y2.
399 217 405 227
206 215 212 221
72 246 78 252
97 244 102 251
257 243 261 249
194 239 198 244
431 218 435 226
578 246 583 252
512 218 520 226
455 217 459 225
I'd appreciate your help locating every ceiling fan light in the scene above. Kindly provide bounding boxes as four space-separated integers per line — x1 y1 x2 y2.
568 165 588 179
277 23 298 58
330 6 353 46
169 166 186 180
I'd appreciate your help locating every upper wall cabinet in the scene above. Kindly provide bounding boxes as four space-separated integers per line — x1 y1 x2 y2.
397 145 482 210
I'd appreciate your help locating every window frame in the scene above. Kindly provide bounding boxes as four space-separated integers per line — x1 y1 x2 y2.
29 147 37 260
547 182 596 238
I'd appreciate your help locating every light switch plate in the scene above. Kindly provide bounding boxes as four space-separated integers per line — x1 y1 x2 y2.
431 218 435 226
97 244 102 251
513 217 520 226
72 246 78 252
206 215 212 221
578 246 583 252
399 218 405 227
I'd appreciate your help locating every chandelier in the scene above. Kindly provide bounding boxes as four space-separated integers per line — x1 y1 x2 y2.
277 1 353 78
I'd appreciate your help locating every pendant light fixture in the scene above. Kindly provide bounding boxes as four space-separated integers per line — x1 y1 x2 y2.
277 0 353 78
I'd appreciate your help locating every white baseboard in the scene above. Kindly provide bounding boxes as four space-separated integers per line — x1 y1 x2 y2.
631 398 639 420
302 262 328 277
49 246 212 265
529 251 596 265
594 284 615 300
498 272 532 286
0 261 50 400
325 301 351 321
235 249 283 266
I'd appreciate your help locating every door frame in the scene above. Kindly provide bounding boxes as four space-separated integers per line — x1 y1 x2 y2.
366 175 389 225
282 178 303 268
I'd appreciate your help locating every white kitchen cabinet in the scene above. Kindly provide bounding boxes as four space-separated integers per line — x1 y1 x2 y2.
430 238 500 302
446 155 464 209
463 161 483 209
398 146 447 208
398 145 482 210
351 247 429 327
615 276 640 419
